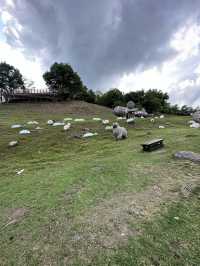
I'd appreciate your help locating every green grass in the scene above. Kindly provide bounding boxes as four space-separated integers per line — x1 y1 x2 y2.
0 102 199 265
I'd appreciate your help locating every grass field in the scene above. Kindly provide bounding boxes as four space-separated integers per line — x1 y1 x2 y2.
0 101 199 266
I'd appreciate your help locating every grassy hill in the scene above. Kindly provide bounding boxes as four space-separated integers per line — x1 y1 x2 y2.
0 102 199 265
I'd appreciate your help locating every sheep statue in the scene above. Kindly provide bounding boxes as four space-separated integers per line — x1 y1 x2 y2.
112 122 128 140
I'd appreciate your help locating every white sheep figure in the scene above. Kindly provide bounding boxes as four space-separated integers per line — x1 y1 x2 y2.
64 123 71 131
112 122 128 140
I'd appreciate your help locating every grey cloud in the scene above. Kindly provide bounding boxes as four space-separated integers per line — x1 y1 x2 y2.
2 0 200 105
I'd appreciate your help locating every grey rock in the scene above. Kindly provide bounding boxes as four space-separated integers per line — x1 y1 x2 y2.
192 111 200 123
174 151 200 163
113 106 128 117
9 141 18 147
127 101 135 109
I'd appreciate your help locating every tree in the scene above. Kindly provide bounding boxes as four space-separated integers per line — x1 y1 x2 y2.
124 90 145 107
143 89 169 113
97 88 125 108
43 62 84 100
0 62 24 102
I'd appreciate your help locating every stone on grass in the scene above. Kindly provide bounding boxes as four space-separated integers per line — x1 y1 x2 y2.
11 124 22 129
188 120 194 124
102 119 109 125
9 141 18 147
160 115 164 119
52 122 65 126
16 169 24 175
127 118 135 124
64 123 71 131
27 121 38 125
192 111 200 123
83 132 98 138
74 118 85 122
159 125 165 129
64 117 73 121
47 120 54 125
19 129 30 135
190 121 200 128
35 127 43 130
113 106 128 117
93 117 101 121
174 151 200 163
117 117 126 120
105 126 113 130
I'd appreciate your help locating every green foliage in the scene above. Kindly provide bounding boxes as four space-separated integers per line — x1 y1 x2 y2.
124 90 145 107
96 88 125 108
143 89 169 113
0 102 199 265
97 88 170 114
0 62 24 102
43 62 84 100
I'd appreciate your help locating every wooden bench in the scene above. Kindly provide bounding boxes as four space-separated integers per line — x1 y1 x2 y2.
142 138 164 152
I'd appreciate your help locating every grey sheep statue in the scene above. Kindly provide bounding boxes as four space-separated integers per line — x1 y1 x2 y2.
112 122 128 140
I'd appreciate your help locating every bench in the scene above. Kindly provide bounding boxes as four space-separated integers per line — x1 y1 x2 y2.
141 138 164 152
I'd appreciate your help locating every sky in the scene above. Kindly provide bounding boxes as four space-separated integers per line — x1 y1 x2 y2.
0 0 200 107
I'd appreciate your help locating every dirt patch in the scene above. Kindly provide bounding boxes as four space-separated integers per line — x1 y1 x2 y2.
4 208 28 227
66 173 199 263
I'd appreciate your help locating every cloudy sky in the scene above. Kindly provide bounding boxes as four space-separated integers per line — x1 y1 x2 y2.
0 0 200 106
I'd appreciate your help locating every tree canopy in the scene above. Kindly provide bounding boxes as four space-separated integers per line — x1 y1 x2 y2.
43 62 85 100
96 88 124 108
0 62 24 102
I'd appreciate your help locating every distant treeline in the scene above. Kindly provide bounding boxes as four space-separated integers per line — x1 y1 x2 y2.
0 61 197 115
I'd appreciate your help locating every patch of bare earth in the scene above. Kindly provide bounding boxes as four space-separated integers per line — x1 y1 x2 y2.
3 207 28 228
64 169 199 264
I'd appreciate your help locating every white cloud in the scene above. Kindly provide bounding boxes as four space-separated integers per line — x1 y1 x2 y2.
0 41 46 88
0 1 45 88
116 22 200 107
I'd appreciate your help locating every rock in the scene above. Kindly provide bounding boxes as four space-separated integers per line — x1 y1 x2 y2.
192 111 200 123
64 117 73 121
127 101 135 109
83 132 98 138
35 127 42 130
19 129 30 135
27 121 38 125
174 151 200 163
11 124 22 129
105 126 113 131
74 118 85 122
127 118 135 124
102 119 109 125
53 122 65 126
159 125 165 129
174 216 180 220
64 123 71 131
113 106 128 117
160 115 164 119
9 141 18 147
16 169 24 175
190 121 200 128
47 120 54 125
93 117 101 121
117 117 126 120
